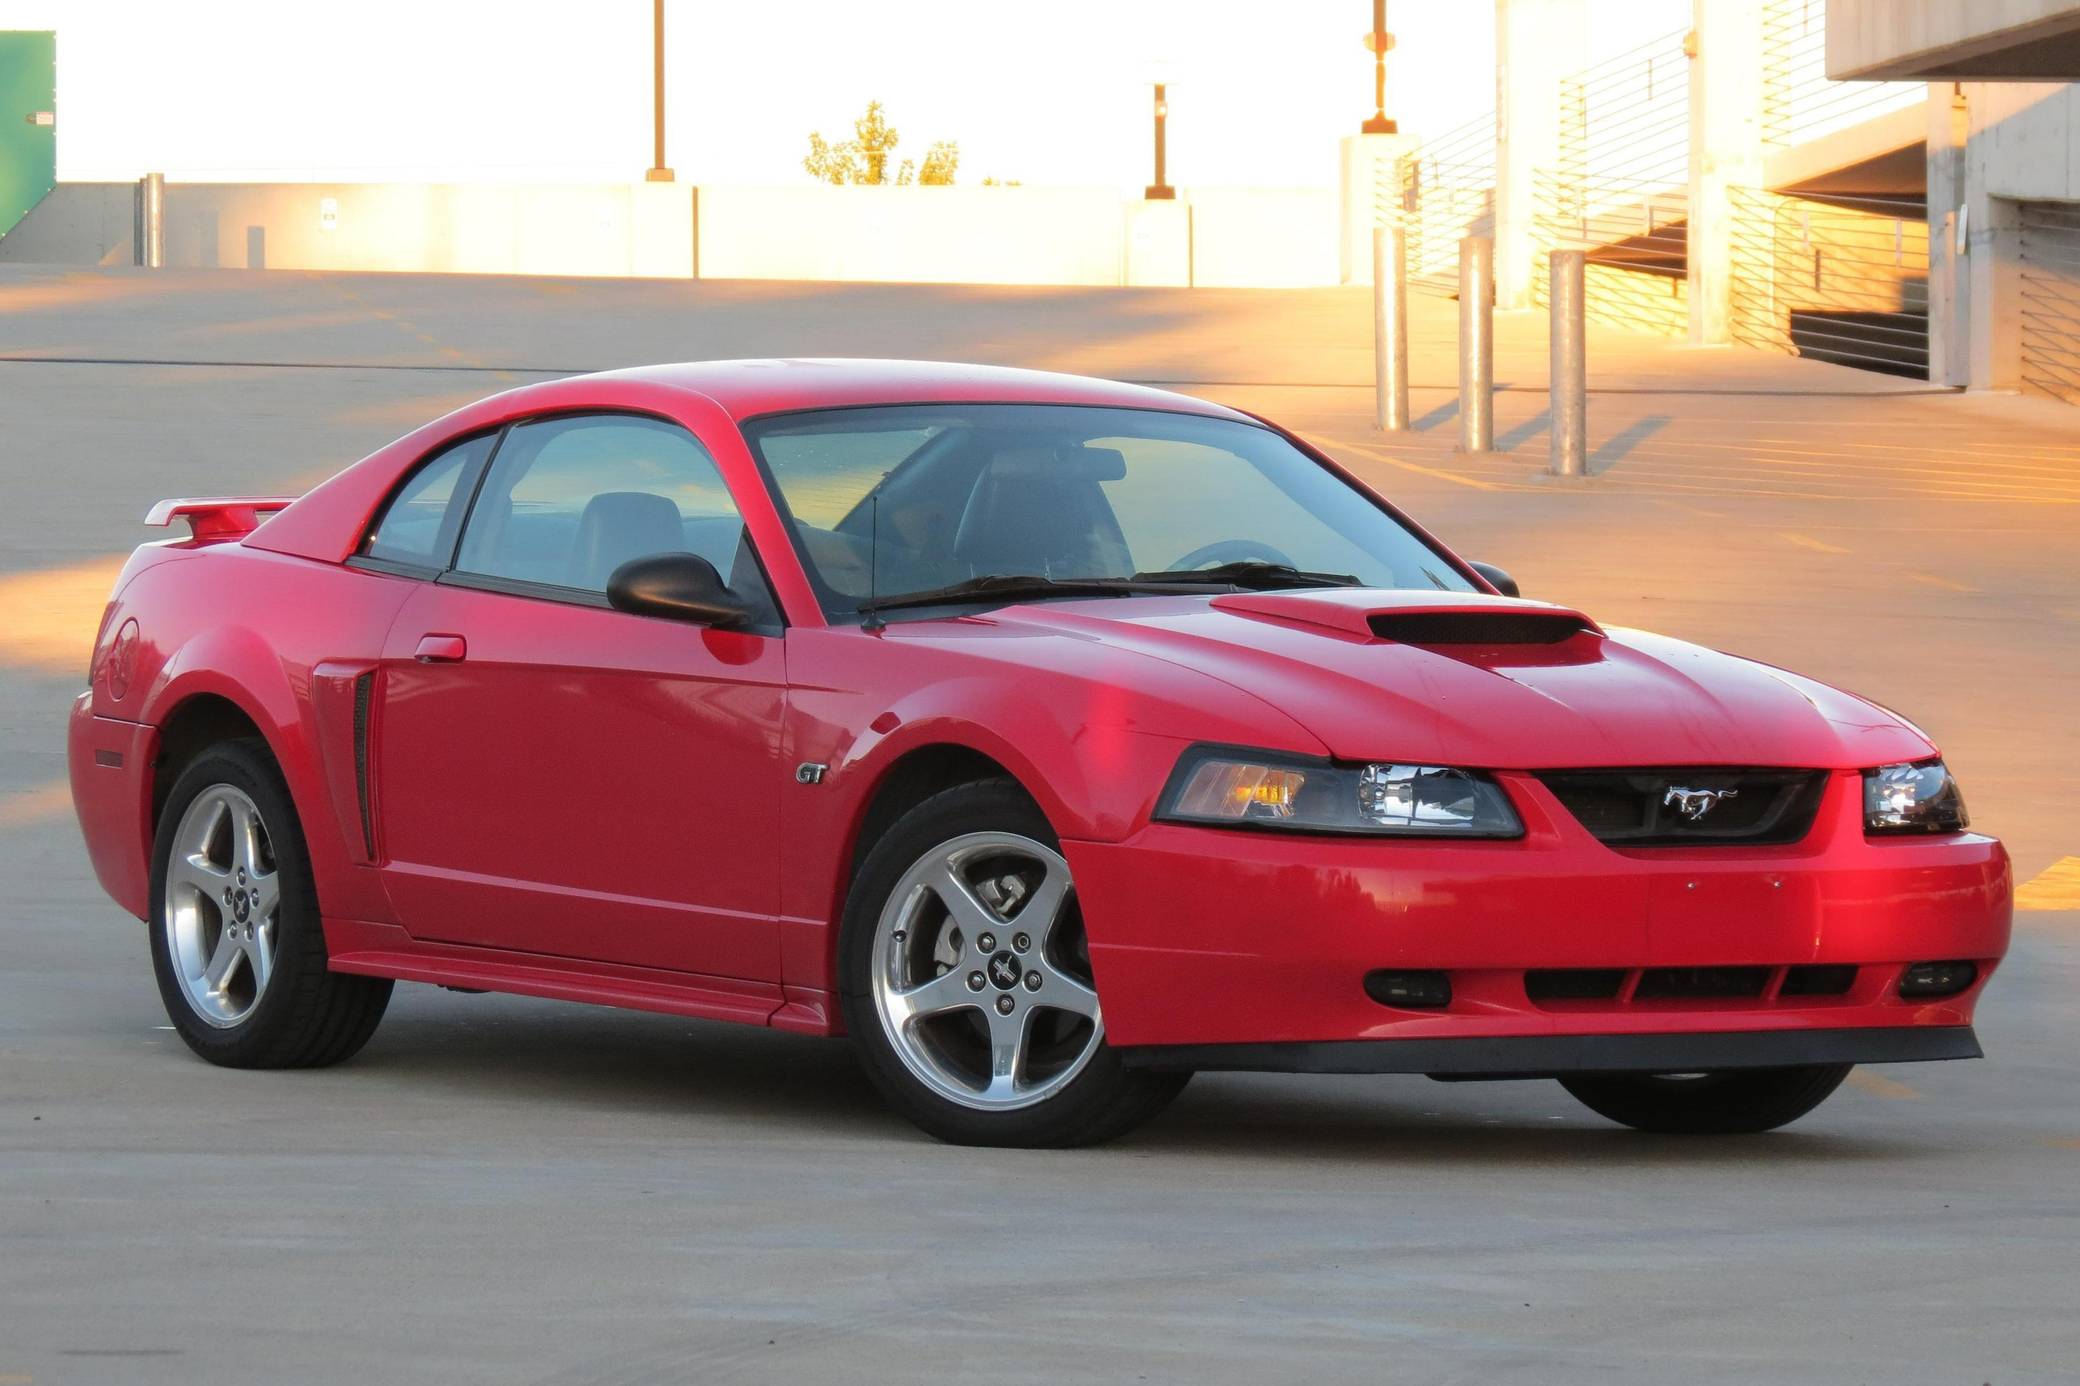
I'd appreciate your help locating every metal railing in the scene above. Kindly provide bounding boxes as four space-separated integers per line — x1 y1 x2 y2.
1761 0 1925 148
1388 112 1495 295
2019 200 2080 406
1533 29 1691 337
1726 187 1928 378
1561 28 1691 191
1532 171 1690 337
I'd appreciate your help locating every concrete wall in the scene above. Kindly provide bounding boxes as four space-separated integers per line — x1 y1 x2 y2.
694 186 1123 285
0 181 131 265
0 179 1344 288
1829 1 2080 80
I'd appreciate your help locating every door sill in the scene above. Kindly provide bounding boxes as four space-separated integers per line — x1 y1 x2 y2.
325 918 786 1028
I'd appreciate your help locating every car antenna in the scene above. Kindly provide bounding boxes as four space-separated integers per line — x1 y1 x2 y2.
860 487 886 632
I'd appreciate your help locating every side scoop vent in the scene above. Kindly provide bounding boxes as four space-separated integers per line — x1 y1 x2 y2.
1369 611 1592 645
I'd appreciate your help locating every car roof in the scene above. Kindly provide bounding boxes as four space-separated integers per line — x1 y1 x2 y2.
568 358 1255 425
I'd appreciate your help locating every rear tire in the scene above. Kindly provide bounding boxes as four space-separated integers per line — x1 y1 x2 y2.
838 779 1188 1147
148 739 391 1069
1559 1064 1853 1134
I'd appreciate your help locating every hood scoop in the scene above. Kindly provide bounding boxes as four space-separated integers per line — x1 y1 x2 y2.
1210 589 1602 645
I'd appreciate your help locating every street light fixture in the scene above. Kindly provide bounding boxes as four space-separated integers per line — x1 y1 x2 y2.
1362 0 1397 135
646 0 674 182
1145 82 1175 200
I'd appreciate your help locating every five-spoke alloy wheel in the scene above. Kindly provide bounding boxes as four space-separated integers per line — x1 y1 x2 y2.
870 830 1103 1111
841 780 1188 1146
148 739 392 1068
162 784 280 1027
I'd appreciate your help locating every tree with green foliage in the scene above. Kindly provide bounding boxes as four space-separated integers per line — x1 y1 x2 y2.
804 101 961 186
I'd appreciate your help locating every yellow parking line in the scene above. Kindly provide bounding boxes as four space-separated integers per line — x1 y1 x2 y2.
2016 857 2080 912
1306 435 1515 492
0 780 73 830
1847 1070 1921 1101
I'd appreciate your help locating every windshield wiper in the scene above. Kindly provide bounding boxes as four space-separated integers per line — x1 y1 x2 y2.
1129 560 1363 590
857 573 1174 617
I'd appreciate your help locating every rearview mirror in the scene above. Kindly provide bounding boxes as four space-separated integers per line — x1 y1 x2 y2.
606 552 750 627
1469 561 1520 598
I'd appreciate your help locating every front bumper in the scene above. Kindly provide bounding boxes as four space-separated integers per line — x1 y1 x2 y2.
1067 770 2012 1051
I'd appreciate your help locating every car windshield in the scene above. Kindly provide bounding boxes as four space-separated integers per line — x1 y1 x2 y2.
742 403 1475 615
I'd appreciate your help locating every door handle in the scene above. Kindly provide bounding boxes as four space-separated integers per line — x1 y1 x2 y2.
413 633 467 663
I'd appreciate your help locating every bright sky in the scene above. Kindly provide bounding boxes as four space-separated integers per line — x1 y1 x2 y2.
0 0 1686 190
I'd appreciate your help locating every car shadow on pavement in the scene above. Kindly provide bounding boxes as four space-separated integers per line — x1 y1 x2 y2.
1129 1076 1917 1166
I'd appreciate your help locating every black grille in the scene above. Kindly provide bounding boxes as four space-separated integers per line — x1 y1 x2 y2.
1524 964 1862 1009
1782 964 1857 997
1635 966 1771 1000
1536 768 1827 846
1525 968 1626 1002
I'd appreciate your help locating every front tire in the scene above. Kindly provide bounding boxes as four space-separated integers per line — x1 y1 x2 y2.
838 780 1188 1147
148 739 391 1068
1559 1064 1853 1134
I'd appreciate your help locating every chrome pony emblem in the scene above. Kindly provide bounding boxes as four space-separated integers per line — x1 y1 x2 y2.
1663 785 1738 821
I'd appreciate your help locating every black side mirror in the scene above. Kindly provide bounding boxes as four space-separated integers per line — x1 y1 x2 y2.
1469 561 1520 598
606 552 750 627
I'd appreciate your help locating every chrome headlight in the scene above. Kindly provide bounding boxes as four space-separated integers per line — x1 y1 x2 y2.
1864 760 1968 835
1157 747 1521 838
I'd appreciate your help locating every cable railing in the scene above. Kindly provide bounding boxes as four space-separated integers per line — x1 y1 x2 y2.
2018 200 2080 405
1761 0 1926 147
1560 28 1692 191
1726 187 1928 377
1533 29 1692 336
1386 111 1496 295
1532 171 1689 336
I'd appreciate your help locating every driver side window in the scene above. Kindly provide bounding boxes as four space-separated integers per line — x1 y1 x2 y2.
452 414 778 622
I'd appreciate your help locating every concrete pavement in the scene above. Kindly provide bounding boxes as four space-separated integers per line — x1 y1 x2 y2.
1 266 2075 1385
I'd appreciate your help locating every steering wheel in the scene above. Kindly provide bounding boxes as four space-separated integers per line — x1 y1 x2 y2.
1165 539 1297 572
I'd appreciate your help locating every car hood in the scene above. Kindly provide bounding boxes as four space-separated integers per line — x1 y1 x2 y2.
992 589 1934 770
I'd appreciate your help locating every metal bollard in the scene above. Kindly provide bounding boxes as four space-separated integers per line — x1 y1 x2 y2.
1549 249 1587 477
1457 235 1494 453
137 172 165 269
1372 225 1410 431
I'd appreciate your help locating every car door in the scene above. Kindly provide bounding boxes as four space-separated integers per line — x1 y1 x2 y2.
371 412 788 983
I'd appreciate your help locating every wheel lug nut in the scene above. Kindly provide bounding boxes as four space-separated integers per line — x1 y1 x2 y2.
995 994 1015 1015
1012 932 1031 953
977 932 997 952
966 971 985 992
1024 971 1042 991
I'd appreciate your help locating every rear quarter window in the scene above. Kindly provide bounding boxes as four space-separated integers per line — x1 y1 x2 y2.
362 433 497 568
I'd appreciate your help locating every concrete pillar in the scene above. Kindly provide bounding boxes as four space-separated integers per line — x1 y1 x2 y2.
1495 0 1587 310
1339 132 1419 284
1967 191 2024 393
1926 82 1969 387
1686 0 1766 346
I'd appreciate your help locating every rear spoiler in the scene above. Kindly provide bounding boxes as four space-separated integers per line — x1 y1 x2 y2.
144 496 299 543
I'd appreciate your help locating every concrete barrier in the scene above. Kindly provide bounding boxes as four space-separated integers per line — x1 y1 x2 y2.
0 179 1346 288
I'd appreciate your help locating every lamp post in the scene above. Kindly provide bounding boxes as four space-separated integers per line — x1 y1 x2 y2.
1144 82 1175 200
1362 0 1397 135
645 0 674 182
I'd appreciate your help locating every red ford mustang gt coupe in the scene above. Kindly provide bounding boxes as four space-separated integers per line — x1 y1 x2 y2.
69 360 2010 1146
